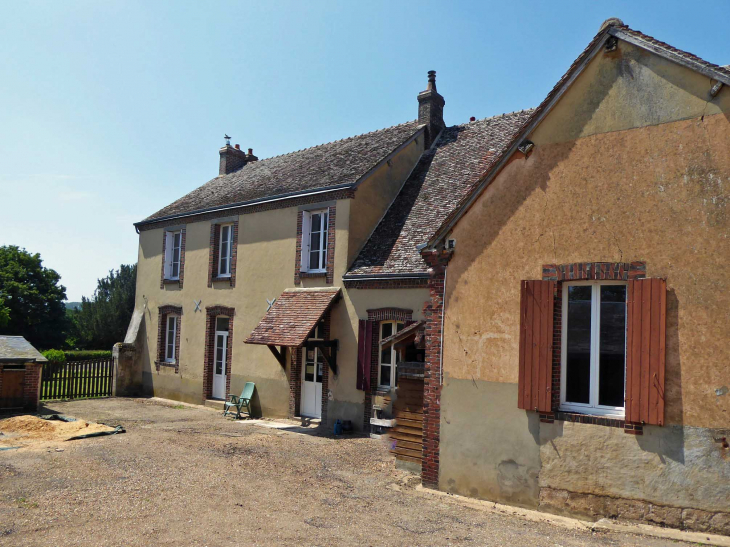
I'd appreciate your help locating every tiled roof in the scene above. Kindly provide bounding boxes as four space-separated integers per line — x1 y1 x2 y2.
429 22 730 246
245 289 340 347
380 320 424 349
142 121 422 223
0 336 47 362
346 110 533 276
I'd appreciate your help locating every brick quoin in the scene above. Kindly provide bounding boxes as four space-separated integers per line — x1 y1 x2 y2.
420 249 453 488
541 261 646 434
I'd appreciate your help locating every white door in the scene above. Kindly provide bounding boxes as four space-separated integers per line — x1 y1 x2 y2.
212 329 228 400
301 324 324 418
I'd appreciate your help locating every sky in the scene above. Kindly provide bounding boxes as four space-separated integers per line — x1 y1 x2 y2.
1 1 729 301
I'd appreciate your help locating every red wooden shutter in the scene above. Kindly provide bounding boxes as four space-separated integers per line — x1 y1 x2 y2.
626 278 666 425
357 320 374 391
518 280 555 412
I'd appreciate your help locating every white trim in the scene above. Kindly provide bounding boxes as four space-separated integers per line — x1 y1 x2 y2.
378 320 403 389
165 230 182 281
560 280 627 417
301 208 328 273
217 223 233 278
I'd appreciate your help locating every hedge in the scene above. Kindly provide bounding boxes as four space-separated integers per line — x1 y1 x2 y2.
41 349 112 364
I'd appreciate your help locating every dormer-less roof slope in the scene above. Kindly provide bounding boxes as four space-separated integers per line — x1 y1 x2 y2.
0 336 48 363
427 21 730 248
346 109 533 277
139 120 422 226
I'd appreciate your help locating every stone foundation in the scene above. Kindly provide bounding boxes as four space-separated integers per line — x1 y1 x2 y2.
539 487 730 535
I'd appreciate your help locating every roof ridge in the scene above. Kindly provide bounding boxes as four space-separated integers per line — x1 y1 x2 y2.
450 108 536 129
248 119 419 164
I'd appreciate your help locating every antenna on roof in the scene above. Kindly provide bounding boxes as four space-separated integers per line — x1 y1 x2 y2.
224 134 231 146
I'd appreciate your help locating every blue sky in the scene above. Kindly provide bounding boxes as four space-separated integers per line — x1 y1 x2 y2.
1 1 728 301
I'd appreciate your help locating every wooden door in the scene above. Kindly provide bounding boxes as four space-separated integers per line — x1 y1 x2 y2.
1 368 25 408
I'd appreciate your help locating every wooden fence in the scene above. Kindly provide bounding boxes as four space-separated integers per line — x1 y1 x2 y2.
40 359 114 401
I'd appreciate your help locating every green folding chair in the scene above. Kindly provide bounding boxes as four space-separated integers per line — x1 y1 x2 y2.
223 382 255 419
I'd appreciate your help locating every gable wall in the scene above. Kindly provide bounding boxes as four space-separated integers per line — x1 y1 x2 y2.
436 39 730 520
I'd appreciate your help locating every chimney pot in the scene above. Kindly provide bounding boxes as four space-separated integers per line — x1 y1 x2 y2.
470 116 476 122
235 144 240 150
248 148 253 155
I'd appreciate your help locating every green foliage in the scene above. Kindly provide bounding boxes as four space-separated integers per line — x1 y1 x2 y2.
63 350 113 361
42 349 66 364
70 264 136 350
0 245 68 349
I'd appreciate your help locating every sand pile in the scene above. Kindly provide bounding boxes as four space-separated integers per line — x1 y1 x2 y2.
0 415 116 450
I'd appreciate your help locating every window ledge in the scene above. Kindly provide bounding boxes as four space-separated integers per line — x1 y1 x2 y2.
155 360 179 371
374 387 392 396
542 410 626 429
162 278 181 285
212 276 232 282
300 271 327 278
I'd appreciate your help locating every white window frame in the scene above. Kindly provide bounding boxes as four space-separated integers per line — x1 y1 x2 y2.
165 315 178 363
560 280 627 417
164 230 182 280
218 224 233 278
301 209 328 272
378 320 403 389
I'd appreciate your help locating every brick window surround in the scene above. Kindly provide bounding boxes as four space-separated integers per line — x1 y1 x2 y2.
208 221 239 288
160 228 186 289
156 305 183 372
295 205 336 285
362 308 414 431
289 310 332 423
540 261 647 434
202 306 235 400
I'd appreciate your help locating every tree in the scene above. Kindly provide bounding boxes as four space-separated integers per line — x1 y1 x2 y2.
71 264 137 350
0 245 68 349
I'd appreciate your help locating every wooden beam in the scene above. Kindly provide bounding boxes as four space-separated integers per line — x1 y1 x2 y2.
267 345 286 368
319 347 337 375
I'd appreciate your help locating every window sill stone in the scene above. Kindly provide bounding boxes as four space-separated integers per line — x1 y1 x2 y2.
162 278 181 285
300 271 327 278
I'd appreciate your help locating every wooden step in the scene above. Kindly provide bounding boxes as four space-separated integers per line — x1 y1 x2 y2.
394 439 422 451
394 453 422 464
388 431 422 443
390 447 422 460
393 410 423 421
391 425 422 437
395 418 423 430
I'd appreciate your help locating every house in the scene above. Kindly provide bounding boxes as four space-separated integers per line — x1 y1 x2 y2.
0 336 46 411
120 17 730 533
121 69 528 461
417 19 730 535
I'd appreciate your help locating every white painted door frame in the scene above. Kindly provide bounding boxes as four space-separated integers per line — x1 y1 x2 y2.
212 331 228 400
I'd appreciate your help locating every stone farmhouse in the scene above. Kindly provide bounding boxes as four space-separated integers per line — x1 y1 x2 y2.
119 19 730 534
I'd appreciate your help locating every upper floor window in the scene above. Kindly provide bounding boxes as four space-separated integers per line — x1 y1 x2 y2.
164 230 182 280
218 224 233 277
302 209 328 272
561 281 627 416
165 315 178 362
379 320 404 388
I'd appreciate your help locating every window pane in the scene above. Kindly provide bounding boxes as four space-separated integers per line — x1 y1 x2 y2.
380 347 391 365
310 214 321 231
599 285 626 407
309 250 319 269
381 322 393 339
174 232 181 250
381 365 391 387
316 353 323 383
565 286 592 404
216 317 229 332
305 352 315 382
310 232 321 251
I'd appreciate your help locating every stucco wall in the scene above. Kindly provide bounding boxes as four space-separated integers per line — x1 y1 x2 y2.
346 134 425 266
437 41 730 517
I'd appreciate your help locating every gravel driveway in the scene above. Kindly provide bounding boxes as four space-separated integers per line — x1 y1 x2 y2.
0 398 692 546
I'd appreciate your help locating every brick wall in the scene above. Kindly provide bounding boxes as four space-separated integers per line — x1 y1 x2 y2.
22 364 41 409
420 249 452 488
289 348 301 418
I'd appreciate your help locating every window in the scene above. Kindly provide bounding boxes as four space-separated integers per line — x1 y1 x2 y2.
165 315 178 362
378 321 404 388
218 224 232 277
561 281 627 416
165 230 182 280
302 209 328 272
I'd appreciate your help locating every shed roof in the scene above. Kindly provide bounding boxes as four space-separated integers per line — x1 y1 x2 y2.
0 336 48 363
245 289 341 347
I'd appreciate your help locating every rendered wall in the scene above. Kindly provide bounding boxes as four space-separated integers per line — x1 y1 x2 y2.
437 40 730 527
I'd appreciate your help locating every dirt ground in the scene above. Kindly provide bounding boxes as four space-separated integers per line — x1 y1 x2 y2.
0 398 697 547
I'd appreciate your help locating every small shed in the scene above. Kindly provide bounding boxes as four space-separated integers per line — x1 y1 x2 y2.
0 336 47 411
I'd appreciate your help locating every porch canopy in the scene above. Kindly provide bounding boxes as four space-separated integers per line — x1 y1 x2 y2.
245 288 341 371
379 320 425 350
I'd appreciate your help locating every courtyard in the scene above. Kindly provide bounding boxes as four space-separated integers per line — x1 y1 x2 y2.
0 398 704 546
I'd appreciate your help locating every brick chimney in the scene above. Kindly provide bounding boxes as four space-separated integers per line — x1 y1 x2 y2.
219 142 249 175
245 148 258 163
418 70 445 148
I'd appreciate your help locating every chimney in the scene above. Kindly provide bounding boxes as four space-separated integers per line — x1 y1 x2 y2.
417 70 446 148
246 148 258 162
219 138 249 175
